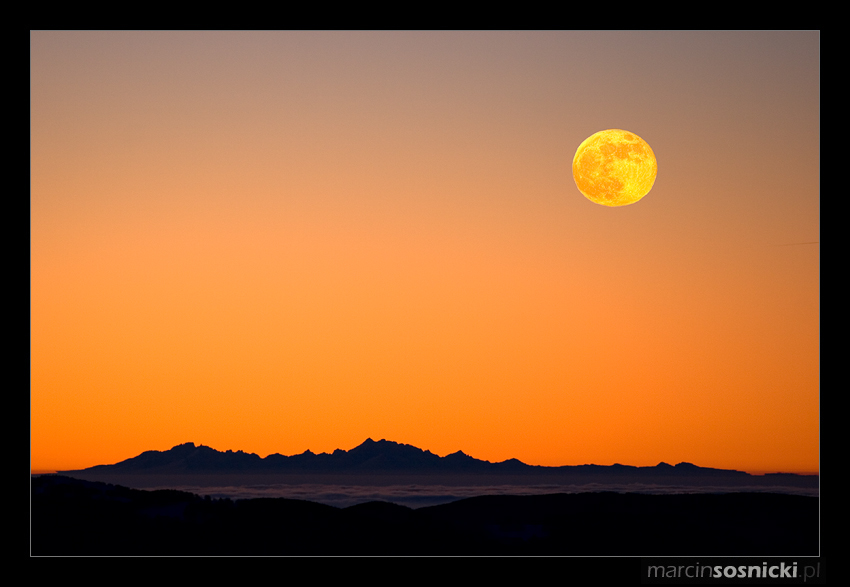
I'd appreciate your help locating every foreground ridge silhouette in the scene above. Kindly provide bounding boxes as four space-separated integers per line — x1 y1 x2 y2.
32 475 818 556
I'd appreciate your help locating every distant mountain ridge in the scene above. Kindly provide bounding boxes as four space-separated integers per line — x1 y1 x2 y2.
59 438 809 480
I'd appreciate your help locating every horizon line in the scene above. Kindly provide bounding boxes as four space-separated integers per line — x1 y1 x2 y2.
29 467 821 477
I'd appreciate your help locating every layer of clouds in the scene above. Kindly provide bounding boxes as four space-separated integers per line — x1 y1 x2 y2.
154 482 818 509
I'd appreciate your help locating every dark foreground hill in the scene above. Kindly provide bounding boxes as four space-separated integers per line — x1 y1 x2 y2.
32 475 818 556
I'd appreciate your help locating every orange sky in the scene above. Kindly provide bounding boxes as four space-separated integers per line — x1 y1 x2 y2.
31 31 819 475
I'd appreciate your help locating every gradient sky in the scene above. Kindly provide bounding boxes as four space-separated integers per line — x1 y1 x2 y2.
31 31 819 474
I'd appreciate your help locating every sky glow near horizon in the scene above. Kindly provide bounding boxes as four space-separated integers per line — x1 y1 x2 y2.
31 31 819 474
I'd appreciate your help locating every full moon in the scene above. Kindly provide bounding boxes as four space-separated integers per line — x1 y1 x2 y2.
572 129 657 207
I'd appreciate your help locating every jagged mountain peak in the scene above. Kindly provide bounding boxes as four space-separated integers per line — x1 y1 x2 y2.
446 450 472 458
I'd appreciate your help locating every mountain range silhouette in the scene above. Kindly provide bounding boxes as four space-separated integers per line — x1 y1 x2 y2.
38 439 819 555
60 438 812 482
